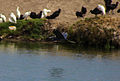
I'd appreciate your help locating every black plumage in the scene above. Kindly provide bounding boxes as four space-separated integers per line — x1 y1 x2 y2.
105 2 119 13
37 11 42 18
76 6 87 18
53 29 65 40
104 0 112 13
117 9 120 13
30 12 37 19
81 6 87 14
90 7 102 16
109 2 119 10
105 5 111 13
30 11 43 19
104 0 112 5
20 15 24 20
17 14 24 20
46 9 61 19
76 11 83 17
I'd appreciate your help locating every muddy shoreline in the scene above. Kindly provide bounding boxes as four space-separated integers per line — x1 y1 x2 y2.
0 16 120 49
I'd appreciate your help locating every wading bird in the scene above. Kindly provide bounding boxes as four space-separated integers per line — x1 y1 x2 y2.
41 9 51 18
97 4 106 15
9 12 17 23
0 18 3 23
0 14 6 22
23 11 31 20
16 6 21 19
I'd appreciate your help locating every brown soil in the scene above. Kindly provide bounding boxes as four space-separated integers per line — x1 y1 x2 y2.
0 0 120 27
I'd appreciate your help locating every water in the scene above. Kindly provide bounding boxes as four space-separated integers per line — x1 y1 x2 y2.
0 41 120 81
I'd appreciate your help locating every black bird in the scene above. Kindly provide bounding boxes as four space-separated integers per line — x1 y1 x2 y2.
20 15 24 20
37 11 42 18
106 2 119 14
104 0 112 5
90 7 102 16
81 6 87 14
17 14 24 20
46 9 61 19
53 29 65 40
76 11 83 18
30 12 37 19
110 2 119 11
117 9 120 13
105 4 111 13
104 0 112 13
76 6 87 18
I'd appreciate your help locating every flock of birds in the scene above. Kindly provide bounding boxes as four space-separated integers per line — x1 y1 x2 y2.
76 0 120 18
0 7 61 23
0 0 120 24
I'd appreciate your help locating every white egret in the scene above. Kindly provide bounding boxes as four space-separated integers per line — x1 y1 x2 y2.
41 8 51 18
16 6 21 19
97 4 106 15
9 12 17 23
0 14 6 22
23 11 31 19
0 18 3 23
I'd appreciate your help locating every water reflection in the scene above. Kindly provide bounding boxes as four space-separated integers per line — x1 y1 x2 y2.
0 41 120 60
0 41 120 81
49 67 64 78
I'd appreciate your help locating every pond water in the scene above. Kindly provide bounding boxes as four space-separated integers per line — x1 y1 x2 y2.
0 41 120 81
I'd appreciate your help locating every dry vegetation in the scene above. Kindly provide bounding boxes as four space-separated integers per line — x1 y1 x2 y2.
68 16 120 48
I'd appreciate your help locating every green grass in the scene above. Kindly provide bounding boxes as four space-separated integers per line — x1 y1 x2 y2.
0 18 49 40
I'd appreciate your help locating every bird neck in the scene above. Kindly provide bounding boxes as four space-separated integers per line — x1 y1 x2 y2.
116 2 119 6
43 11 47 16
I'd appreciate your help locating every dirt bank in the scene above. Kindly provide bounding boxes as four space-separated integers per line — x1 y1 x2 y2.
68 16 120 48
0 0 120 27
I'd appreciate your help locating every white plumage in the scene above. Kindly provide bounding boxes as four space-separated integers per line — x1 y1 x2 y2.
23 11 31 19
0 18 3 23
16 6 21 19
9 18 15 23
0 14 6 22
97 4 106 15
9 12 17 23
41 8 51 18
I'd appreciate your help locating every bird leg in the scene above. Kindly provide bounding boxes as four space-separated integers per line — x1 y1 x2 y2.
83 14 85 17
112 10 114 15
95 15 98 17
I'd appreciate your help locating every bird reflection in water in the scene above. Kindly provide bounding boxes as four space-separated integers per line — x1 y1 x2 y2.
48 67 64 78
